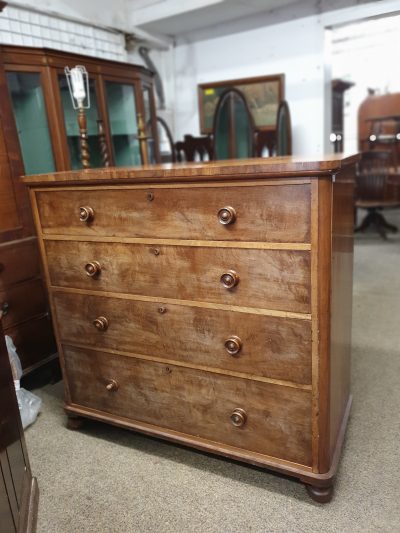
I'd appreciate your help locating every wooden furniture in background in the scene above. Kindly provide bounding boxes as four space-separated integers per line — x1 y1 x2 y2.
175 93 292 162
0 316 39 533
365 115 400 169
155 116 176 163
0 49 56 374
355 150 399 239
275 100 292 156
212 88 255 160
1 45 159 172
175 135 213 162
23 154 357 503
358 92 400 166
198 74 284 134
0 45 160 373
331 79 354 153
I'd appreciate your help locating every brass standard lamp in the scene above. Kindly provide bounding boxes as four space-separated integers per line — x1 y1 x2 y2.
64 65 91 169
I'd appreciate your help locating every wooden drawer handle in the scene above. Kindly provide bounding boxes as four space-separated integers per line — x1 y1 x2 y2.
224 336 242 356
105 379 119 392
220 270 239 289
79 206 94 222
93 316 108 331
218 206 236 225
84 261 101 277
230 408 247 427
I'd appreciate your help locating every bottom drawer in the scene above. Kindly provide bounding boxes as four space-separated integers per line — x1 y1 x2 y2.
63 346 312 466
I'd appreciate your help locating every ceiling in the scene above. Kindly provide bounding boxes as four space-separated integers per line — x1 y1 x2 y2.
127 0 302 36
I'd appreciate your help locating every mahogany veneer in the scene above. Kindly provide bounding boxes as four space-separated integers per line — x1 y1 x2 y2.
22 155 357 503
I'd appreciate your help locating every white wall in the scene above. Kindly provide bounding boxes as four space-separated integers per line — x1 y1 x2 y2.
174 15 327 156
171 0 400 156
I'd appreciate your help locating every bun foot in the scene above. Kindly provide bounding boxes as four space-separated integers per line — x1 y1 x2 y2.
305 484 333 503
66 415 84 430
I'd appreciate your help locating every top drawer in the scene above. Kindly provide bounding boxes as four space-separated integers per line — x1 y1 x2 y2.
35 184 311 243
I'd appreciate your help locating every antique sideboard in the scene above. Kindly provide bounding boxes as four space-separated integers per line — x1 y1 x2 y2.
22 155 357 502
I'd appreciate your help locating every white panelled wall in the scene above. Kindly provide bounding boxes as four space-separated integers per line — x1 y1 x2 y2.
0 4 127 61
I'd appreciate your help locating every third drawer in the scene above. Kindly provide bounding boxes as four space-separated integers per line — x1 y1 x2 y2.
53 291 311 385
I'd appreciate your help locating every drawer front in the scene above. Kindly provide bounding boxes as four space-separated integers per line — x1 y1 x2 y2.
46 241 311 313
36 184 311 243
6 314 56 371
54 292 312 384
64 346 312 465
0 278 47 329
0 238 40 290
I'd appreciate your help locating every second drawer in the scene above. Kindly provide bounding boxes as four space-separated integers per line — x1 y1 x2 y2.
53 292 311 384
45 240 311 313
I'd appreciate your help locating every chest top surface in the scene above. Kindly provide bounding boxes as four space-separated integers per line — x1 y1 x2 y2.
21 154 358 187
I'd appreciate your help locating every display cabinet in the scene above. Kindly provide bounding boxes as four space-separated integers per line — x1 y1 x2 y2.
1 45 160 171
0 45 159 375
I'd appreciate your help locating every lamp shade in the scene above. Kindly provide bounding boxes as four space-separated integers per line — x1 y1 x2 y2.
64 65 90 109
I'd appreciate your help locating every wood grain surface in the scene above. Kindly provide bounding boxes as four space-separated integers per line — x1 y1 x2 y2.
64 345 312 466
53 291 312 385
45 240 311 313
0 237 40 290
22 153 360 186
36 184 311 243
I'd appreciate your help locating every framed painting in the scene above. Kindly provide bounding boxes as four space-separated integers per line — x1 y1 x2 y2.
198 74 284 134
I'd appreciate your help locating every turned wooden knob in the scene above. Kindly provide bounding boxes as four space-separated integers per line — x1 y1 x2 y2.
84 261 101 277
220 270 239 289
224 336 242 356
93 316 108 331
79 206 94 222
230 408 247 427
105 379 118 392
218 206 236 225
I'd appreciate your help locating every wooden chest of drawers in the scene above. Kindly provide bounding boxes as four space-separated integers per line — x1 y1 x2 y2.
22 156 356 502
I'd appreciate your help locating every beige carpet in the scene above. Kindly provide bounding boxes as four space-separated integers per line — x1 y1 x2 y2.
25 211 400 533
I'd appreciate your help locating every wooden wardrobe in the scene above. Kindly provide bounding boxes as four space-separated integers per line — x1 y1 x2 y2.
0 43 159 375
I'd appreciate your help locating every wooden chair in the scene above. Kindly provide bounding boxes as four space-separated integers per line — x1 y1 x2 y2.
355 150 399 239
175 134 213 162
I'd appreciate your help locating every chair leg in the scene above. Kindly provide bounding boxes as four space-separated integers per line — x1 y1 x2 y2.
355 210 374 233
378 213 398 233
355 209 397 240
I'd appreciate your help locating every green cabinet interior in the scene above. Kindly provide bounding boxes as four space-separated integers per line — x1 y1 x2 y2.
58 76 103 170
105 81 141 167
3 47 159 174
6 72 56 175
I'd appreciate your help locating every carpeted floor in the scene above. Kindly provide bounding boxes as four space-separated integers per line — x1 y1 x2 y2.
25 210 400 533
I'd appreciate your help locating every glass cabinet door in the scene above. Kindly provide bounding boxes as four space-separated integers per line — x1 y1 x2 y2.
58 75 103 169
105 81 141 166
6 72 56 175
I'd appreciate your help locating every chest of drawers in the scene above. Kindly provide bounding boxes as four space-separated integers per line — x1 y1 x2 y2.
22 156 356 502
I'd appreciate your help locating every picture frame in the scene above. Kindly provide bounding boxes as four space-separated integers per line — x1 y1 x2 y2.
198 74 285 134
